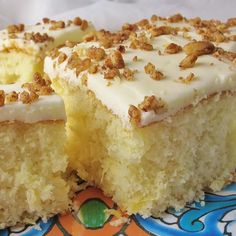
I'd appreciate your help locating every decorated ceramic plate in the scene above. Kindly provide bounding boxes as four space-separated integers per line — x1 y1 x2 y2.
1 182 236 236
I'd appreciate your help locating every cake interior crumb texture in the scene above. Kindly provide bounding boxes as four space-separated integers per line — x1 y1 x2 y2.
0 121 71 228
52 78 236 216
0 51 43 84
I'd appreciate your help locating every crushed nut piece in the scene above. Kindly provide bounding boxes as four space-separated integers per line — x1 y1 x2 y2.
73 16 82 26
168 13 184 23
42 17 50 24
88 63 99 74
5 91 18 104
183 41 215 56
0 90 5 106
144 62 164 80
165 43 182 54
138 95 166 114
109 50 125 69
117 45 126 53
49 21 65 30
24 32 54 43
123 68 135 81
67 52 81 69
104 68 120 80
150 15 158 22
80 20 88 31
177 72 196 84
128 105 141 125
7 24 24 33
179 54 198 69
87 47 106 61
20 91 31 104
58 52 67 64
65 41 77 48
150 26 177 37
48 48 59 59
38 86 53 95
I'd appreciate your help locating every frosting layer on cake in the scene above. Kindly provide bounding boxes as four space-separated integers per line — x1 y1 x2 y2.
45 15 236 127
0 82 66 123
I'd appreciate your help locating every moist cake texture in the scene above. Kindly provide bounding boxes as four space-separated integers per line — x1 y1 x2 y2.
0 17 94 84
45 14 236 216
0 74 71 228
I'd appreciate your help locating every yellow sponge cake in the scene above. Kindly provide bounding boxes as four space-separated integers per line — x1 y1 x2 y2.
0 74 71 228
0 17 94 84
45 15 236 216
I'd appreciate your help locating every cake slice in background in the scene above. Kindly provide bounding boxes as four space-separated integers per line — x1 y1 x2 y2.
0 73 72 228
45 14 236 217
0 17 94 84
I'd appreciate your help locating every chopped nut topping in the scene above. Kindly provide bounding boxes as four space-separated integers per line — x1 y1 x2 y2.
42 17 50 24
33 72 46 86
213 47 236 62
65 40 77 48
75 58 91 76
227 18 236 26
229 35 236 41
7 24 24 33
80 20 89 31
144 62 164 80
5 91 18 104
150 15 158 22
109 50 125 69
104 68 120 80
67 52 81 69
130 39 153 51
37 86 53 95
122 23 138 32
183 41 215 56
83 32 97 42
24 32 54 43
0 90 5 106
177 72 196 84
87 47 106 61
49 21 65 30
73 16 82 26
168 13 184 23
138 95 166 114
128 105 141 125
58 52 67 64
150 26 177 37
188 17 202 26
99 36 113 49
48 48 59 59
179 54 198 69
117 45 126 53
20 91 31 104
123 68 135 81
88 63 99 74
165 43 182 54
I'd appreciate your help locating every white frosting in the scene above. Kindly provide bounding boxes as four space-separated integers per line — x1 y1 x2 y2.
44 21 236 128
0 21 94 55
0 83 66 123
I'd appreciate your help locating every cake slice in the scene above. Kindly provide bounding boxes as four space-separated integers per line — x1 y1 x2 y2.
0 17 94 84
0 73 71 228
44 15 236 216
